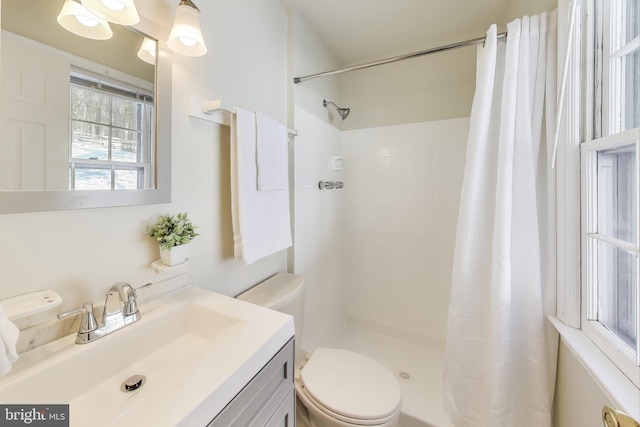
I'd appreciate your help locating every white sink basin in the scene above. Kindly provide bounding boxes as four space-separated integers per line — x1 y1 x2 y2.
0 286 294 427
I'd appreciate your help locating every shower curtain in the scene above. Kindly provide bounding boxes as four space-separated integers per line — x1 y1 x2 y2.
443 12 559 427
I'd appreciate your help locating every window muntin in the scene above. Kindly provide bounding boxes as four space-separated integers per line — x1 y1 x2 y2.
69 73 154 190
596 145 637 242
587 143 637 351
603 0 640 135
595 240 637 349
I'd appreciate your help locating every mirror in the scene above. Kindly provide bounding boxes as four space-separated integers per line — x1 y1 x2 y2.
0 0 171 213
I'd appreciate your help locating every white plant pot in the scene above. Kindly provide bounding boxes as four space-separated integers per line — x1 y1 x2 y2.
159 244 188 266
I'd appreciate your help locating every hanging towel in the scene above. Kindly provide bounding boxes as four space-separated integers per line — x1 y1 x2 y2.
0 305 19 377
255 111 287 191
231 107 292 264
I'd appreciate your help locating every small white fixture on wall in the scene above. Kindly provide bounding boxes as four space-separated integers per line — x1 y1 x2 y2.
0 290 63 328
331 156 344 171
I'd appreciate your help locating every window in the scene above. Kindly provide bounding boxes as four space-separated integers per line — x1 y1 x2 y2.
69 71 154 190
581 0 640 387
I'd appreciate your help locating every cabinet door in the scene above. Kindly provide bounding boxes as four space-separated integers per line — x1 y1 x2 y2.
208 339 295 427
265 389 296 427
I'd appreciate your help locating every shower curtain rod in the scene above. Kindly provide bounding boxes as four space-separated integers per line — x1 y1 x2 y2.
293 32 507 84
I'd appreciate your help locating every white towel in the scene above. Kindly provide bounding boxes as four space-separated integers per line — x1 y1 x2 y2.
255 111 287 191
0 305 19 377
231 107 292 264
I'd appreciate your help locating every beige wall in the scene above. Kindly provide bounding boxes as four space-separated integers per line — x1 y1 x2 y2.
0 0 289 312
335 0 559 131
554 341 614 427
336 48 476 130
504 0 558 22
291 11 341 127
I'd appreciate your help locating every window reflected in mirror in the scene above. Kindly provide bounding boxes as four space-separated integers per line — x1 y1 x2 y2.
1 0 157 193
69 71 154 190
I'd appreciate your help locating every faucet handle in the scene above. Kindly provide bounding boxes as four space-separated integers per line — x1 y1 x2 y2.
58 302 98 333
123 295 138 316
135 282 153 292
123 282 152 315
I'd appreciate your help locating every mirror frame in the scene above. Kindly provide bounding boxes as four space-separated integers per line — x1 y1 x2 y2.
0 15 171 214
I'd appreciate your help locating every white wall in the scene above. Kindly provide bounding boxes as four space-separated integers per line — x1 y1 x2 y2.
0 0 290 314
342 118 469 343
293 107 344 351
290 10 346 351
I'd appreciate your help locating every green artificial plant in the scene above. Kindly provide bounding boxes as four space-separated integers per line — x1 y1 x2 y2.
148 212 199 250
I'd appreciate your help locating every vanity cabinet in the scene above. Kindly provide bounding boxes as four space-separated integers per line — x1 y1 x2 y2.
207 338 295 427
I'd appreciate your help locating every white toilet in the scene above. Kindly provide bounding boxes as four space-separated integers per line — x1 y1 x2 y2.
237 273 402 427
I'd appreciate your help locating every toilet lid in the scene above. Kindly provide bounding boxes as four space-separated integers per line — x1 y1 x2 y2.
300 348 401 421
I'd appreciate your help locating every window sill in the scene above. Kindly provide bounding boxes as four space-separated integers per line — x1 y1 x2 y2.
549 316 639 421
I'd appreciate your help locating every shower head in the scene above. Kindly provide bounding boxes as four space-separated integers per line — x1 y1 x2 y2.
323 99 350 120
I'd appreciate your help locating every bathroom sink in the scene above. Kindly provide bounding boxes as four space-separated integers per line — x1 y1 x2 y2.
0 286 294 427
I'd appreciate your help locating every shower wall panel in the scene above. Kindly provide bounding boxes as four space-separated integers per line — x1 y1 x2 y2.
293 107 345 352
342 117 469 343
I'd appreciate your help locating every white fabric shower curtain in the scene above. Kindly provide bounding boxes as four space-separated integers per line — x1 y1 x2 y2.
444 12 559 427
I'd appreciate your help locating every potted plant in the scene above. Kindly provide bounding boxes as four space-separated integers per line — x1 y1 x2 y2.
148 212 198 266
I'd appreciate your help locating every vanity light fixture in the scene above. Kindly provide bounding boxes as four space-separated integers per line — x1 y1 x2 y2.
57 0 113 41
81 0 140 26
167 0 207 57
137 37 157 65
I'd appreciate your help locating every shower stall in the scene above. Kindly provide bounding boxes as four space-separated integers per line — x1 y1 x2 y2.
293 101 468 426
291 13 482 425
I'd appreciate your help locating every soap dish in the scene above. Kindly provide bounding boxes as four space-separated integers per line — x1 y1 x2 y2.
0 290 63 322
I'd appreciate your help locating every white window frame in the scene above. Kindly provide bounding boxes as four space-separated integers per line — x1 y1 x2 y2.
580 130 640 387
555 0 640 410
68 70 154 191
580 0 640 387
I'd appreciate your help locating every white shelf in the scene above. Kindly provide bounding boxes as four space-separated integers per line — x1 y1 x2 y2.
151 258 191 273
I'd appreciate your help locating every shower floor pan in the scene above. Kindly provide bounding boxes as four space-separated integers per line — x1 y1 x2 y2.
311 318 454 427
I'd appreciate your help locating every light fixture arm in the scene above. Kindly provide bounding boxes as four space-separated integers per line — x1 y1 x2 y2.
179 0 200 13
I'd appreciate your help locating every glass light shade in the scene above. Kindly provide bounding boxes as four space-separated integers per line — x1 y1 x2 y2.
57 0 113 40
81 0 140 25
167 3 207 57
137 37 157 65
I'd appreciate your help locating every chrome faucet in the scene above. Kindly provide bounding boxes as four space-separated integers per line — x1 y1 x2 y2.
59 282 151 344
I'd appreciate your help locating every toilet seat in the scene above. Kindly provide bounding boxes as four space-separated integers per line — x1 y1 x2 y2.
298 386 399 426
298 348 401 425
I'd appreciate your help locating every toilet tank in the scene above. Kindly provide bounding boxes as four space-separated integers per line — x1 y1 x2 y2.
236 273 305 354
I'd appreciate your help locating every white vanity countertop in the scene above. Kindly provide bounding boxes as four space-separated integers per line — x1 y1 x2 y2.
0 286 295 427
